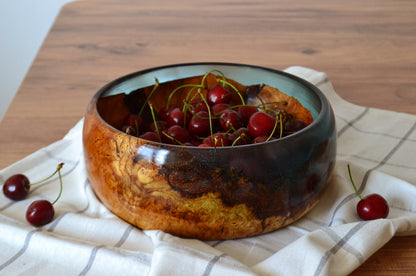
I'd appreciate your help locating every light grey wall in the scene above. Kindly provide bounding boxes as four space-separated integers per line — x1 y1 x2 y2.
0 0 77 122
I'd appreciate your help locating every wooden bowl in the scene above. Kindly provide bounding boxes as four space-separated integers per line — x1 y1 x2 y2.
82 63 336 240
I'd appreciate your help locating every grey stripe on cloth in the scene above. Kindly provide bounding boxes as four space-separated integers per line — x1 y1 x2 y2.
337 153 416 171
156 242 251 272
0 229 41 271
78 245 105 276
336 115 416 142
210 240 224 248
321 228 365 263
114 225 134 248
328 121 416 226
202 253 227 276
235 239 277 254
77 225 136 276
47 179 91 232
313 221 367 276
356 120 416 195
0 201 13 212
337 108 369 137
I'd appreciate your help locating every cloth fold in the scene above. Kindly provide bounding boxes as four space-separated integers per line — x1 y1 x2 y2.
1 66 415 276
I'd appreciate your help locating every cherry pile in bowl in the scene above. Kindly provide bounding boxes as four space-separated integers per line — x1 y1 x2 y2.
118 72 309 147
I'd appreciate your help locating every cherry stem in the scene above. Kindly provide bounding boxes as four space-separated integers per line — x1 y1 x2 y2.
347 164 363 200
138 78 159 117
264 108 281 141
197 90 214 138
161 131 184 146
278 113 283 138
201 69 225 86
182 87 202 128
166 84 204 110
30 162 64 186
254 94 267 109
148 104 161 142
51 165 64 205
218 79 246 105
231 135 242 146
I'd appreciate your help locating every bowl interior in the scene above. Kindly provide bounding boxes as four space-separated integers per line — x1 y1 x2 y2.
99 63 323 122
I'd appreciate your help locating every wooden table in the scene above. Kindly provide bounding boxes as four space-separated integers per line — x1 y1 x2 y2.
1 0 415 274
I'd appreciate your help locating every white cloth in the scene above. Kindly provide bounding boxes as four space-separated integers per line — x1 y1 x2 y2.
1 66 415 276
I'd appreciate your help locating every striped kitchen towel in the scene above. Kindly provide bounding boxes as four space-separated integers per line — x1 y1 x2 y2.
1 66 415 276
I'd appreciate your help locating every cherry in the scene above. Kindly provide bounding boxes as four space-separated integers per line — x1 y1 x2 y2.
356 194 390 220
347 164 389 220
207 85 232 105
165 125 191 144
121 125 137 137
26 200 55 226
148 120 168 137
198 143 210 147
123 114 143 129
253 135 276 144
238 106 257 125
219 109 242 131
188 98 208 114
121 114 143 136
3 163 64 201
228 127 252 146
25 163 64 227
211 103 231 116
203 133 229 147
284 119 307 135
188 111 212 137
247 111 276 137
158 105 177 121
3 174 30 200
167 107 188 127
139 131 160 142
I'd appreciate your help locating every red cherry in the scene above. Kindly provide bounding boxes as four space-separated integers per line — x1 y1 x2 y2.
347 164 389 220
203 133 229 147
237 106 257 125
211 103 231 116
121 125 137 136
198 143 210 147
165 125 191 144
284 119 307 135
167 107 188 127
26 200 55 226
25 163 64 227
158 105 178 121
139 131 160 142
247 111 276 137
148 120 167 137
228 127 252 146
357 194 389 220
188 111 212 137
2 174 30 200
207 85 231 106
219 109 242 131
188 98 208 114
123 114 143 129
253 135 276 144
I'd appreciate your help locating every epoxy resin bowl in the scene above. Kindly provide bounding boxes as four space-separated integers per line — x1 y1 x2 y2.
82 63 336 240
